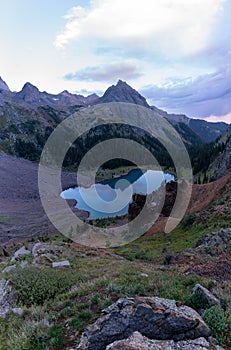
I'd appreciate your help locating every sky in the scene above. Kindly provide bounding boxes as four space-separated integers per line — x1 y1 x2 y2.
0 0 231 122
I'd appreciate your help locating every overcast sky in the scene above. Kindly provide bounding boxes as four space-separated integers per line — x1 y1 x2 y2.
0 0 230 122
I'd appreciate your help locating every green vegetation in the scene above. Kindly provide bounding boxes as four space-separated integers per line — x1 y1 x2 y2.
204 306 231 347
8 267 77 305
0 239 213 350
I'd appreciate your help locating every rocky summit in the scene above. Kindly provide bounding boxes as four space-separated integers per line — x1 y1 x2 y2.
0 76 10 91
96 80 149 108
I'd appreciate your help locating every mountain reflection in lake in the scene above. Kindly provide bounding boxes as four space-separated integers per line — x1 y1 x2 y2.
61 169 174 219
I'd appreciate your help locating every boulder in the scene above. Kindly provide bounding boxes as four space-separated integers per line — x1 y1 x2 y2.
140 273 148 278
32 242 63 257
20 261 29 269
52 260 71 268
0 279 18 318
76 297 211 350
106 331 224 350
192 284 221 308
11 246 31 262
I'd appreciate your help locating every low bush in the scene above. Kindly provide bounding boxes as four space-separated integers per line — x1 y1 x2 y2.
8 267 76 305
203 306 226 346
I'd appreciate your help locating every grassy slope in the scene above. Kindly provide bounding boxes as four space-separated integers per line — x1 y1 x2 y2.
0 178 231 349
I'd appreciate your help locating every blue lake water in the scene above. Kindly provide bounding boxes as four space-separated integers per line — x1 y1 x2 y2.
61 169 174 220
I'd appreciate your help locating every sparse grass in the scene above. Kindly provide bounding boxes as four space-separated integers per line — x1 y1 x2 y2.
1 196 231 349
0 249 210 349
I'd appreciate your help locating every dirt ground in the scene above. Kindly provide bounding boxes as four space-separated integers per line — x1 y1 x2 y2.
0 152 87 245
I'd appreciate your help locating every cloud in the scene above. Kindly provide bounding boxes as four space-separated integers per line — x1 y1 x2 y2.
55 0 224 57
141 64 231 118
204 113 231 123
73 88 103 96
64 62 142 82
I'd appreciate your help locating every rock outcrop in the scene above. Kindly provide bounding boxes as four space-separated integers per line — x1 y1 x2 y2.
11 246 31 261
106 331 224 350
195 228 231 256
128 181 177 221
0 76 10 91
32 242 63 257
0 279 18 318
208 126 231 180
76 297 211 350
128 193 146 221
192 284 221 308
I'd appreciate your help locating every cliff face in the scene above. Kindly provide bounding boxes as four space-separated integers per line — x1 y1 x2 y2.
128 181 177 222
208 125 231 180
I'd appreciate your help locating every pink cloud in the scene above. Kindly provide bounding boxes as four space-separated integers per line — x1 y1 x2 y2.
204 113 231 123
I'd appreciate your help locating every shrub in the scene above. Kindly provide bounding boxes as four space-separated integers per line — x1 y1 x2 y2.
203 306 226 345
181 213 197 229
48 325 65 348
9 267 76 305
69 310 93 331
185 292 210 311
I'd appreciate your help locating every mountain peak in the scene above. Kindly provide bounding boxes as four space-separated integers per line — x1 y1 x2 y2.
16 82 41 104
0 76 10 91
116 79 127 86
96 80 150 108
21 82 40 92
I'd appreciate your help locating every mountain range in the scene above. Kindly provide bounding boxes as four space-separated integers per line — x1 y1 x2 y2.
0 76 229 163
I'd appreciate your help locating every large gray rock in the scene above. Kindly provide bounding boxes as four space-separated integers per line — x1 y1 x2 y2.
0 279 18 318
32 242 63 257
52 260 71 268
106 332 224 350
11 246 31 262
192 284 221 308
76 297 211 350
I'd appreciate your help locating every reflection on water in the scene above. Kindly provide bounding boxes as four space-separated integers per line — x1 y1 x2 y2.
61 169 174 219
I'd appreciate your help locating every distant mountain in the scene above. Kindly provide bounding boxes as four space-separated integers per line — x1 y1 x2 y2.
0 76 10 91
153 107 228 143
0 80 100 111
15 82 42 104
188 119 228 143
0 76 229 161
93 80 228 144
96 80 149 108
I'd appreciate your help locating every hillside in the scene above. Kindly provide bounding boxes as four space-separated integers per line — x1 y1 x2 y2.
208 125 231 180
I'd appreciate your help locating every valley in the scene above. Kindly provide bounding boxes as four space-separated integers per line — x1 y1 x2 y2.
0 77 231 350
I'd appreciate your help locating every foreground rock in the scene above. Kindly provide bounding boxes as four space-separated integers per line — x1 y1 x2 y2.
0 279 18 318
32 242 63 257
106 331 224 350
52 260 71 268
192 284 221 308
76 297 211 350
11 246 31 262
